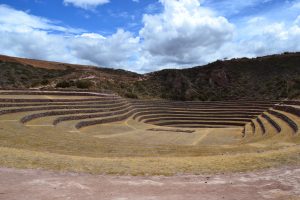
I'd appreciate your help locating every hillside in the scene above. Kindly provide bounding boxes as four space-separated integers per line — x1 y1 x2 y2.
0 55 141 97
0 53 300 100
140 52 300 100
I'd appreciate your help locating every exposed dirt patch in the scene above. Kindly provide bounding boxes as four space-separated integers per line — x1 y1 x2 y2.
0 166 300 200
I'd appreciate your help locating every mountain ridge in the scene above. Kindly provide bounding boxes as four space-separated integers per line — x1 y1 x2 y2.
1 52 300 100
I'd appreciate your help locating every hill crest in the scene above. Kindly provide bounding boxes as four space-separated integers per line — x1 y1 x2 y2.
0 52 300 100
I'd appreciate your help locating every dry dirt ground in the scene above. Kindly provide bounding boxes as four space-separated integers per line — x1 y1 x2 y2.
0 166 300 200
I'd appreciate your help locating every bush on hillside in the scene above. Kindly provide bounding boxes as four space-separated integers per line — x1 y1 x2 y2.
76 80 93 89
41 79 50 85
56 80 71 88
124 92 138 99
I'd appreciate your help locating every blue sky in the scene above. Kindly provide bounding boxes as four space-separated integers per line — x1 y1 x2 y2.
0 0 299 73
3 0 161 35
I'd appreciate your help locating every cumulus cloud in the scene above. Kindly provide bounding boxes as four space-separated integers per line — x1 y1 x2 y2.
239 17 300 56
139 0 234 69
0 4 81 33
295 15 300 26
71 30 140 67
63 0 109 10
209 15 300 61
0 5 76 62
0 1 300 73
0 5 139 70
291 1 300 9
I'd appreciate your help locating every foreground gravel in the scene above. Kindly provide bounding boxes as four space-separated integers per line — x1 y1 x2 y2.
0 166 300 200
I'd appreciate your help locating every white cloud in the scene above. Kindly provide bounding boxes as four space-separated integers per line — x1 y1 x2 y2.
0 4 82 33
139 0 300 71
63 0 109 10
71 29 140 67
238 17 300 56
0 1 300 73
79 33 106 39
138 0 234 70
213 15 300 60
295 15 300 26
291 1 300 9
0 5 139 70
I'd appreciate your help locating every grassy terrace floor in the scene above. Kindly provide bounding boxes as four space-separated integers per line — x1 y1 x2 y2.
0 90 300 175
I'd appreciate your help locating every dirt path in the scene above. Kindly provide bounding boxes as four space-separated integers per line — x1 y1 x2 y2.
0 166 300 200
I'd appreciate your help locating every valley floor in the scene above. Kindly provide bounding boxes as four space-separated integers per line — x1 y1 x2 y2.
0 166 300 200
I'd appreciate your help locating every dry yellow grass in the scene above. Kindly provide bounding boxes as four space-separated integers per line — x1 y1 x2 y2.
1 93 300 175
1 144 300 176
1 113 300 175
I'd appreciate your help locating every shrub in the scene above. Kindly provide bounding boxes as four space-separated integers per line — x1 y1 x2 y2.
41 79 50 85
56 81 71 88
76 80 93 89
124 92 138 99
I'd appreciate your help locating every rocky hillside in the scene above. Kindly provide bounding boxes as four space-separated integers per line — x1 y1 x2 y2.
140 52 300 100
0 55 141 98
0 53 300 100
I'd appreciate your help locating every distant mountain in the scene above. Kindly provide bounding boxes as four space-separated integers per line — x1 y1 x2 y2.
1 53 300 100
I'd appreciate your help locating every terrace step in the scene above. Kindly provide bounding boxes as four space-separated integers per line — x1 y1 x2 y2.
251 118 262 136
158 124 236 128
261 112 281 133
256 116 266 135
132 108 263 118
20 104 131 124
274 105 300 118
132 104 271 111
282 100 300 106
250 120 256 135
242 121 255 138
266 111 294 136
130 99 279 105
255 113 281 136
0 99 128 108
149 120 247 128
0 90 118 97
268 108 299 134
0 99 127 108
53 107 133 126
1 89 285 140
143 117 251 123
0 103 131 116
0 97 119 103
136 113 256 120
75 110 136 129
132 104 272 109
